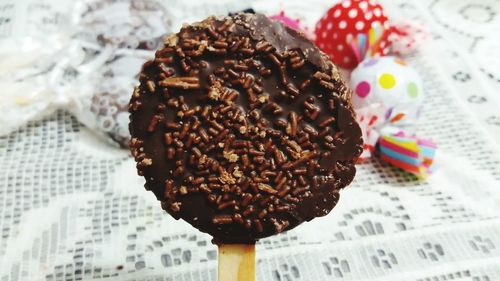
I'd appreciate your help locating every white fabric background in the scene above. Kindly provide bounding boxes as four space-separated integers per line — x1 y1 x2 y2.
1 0 500 280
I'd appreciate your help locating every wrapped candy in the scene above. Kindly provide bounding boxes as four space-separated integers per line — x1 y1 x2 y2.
350 56 437 178
390 22 428 56
0 0 76 136
87 51 150 146
76 0 173 51
67 0 175 147
379 131 437 179
351 56 424 133
355 103 385 161
314 0 393 69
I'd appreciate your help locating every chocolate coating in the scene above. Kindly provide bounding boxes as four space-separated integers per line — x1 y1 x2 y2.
129 13 362 243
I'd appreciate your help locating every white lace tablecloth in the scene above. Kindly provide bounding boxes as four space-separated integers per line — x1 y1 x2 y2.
1 0 500 280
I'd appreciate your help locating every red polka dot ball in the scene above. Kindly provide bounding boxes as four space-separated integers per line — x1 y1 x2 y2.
315 0 393 69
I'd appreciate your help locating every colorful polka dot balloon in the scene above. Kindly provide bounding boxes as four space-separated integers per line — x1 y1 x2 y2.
350 56 424 135
315 0 393 69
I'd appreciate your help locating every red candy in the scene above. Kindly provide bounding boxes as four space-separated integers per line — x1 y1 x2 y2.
315 0 392 69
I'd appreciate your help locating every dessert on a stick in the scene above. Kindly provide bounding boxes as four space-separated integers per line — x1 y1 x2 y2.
129 13 362 280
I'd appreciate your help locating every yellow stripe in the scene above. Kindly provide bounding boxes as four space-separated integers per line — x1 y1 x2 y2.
383 136 420 153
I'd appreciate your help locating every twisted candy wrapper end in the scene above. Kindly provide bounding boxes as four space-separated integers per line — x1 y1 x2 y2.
378 132 437 179
356 104 386 161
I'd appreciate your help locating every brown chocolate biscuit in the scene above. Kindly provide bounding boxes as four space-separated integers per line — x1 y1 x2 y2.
129 13 362 243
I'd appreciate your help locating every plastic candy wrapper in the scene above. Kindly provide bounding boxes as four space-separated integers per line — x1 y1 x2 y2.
72 0 253 147
379 131 437 179
0 0 76 136
390 22 429 56
64 0 176 147
0 0 253 147
350 56 437 177
0 0 255 148
73 50 152 146
75 0 173 51
71 0 252 147
355 104 385 161
351 56 424 133
0 0 176 147
314 0 393 69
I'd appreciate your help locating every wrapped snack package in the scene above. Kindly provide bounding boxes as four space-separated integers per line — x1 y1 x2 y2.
70 0 251 147
75 0 172 50
0 0 253 147
67 0 175 147
0 0 75 135
0 0 175 145
82 51 151 146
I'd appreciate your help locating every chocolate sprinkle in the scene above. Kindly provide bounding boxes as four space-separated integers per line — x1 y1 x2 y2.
129 13 362 244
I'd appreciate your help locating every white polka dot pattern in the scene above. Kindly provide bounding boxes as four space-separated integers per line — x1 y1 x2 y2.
315 0 393 68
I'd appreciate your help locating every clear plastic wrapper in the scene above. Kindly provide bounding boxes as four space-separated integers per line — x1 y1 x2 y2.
0 0 253 147
81 50 151 146
67 0 175 147
68 0 253 147
0 0 75 135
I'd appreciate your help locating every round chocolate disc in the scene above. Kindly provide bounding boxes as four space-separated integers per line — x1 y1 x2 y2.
129 13 362 243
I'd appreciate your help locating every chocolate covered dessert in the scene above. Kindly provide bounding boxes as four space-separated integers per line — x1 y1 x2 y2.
129 13 362 243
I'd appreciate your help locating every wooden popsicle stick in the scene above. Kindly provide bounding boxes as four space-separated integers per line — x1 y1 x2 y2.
218 244 255 281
